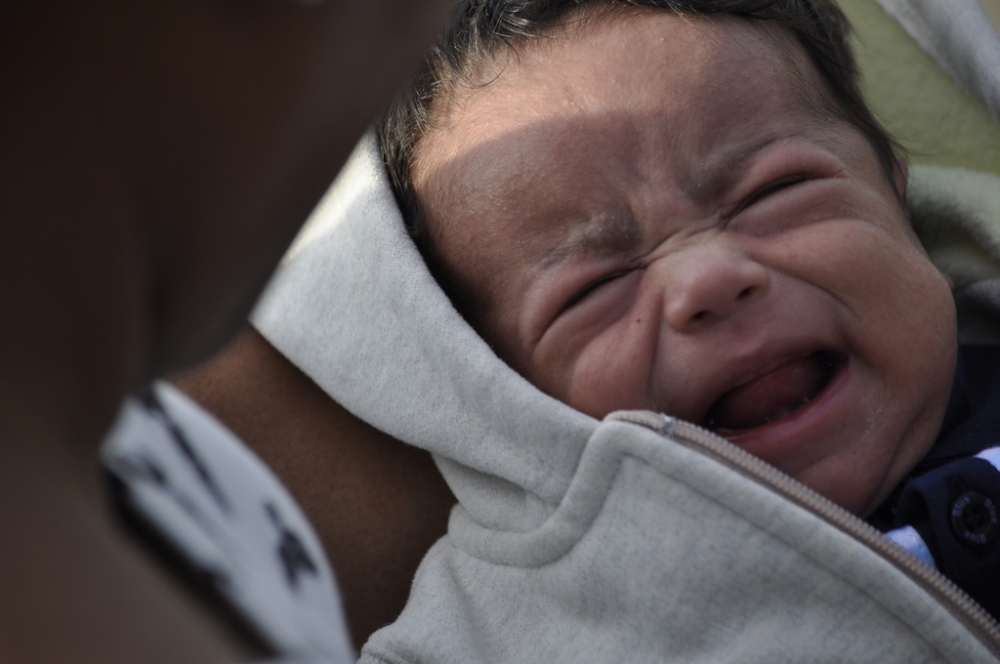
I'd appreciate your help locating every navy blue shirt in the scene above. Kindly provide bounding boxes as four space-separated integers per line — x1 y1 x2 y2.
870 345 1000 619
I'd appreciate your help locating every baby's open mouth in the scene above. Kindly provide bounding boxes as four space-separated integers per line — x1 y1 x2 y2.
701 351 844 432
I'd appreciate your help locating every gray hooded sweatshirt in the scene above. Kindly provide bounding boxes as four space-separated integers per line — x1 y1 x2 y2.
250 1 1000 659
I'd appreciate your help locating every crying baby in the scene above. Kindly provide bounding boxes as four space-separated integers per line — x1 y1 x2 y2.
379 0 1000 616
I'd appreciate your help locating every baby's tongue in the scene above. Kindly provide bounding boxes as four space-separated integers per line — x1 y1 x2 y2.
705 354 831 431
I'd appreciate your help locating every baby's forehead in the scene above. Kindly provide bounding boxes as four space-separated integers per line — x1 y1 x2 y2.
415 12 841 211
411 9 892 320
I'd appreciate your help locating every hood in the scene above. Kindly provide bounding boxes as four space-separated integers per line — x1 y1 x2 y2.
251 133 597 531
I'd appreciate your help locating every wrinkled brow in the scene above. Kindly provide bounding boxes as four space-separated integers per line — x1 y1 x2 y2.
539 210 642 268
682 134 786 204
536 134 787 268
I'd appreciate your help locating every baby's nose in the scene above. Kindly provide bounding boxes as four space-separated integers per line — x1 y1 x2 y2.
661 244 769 332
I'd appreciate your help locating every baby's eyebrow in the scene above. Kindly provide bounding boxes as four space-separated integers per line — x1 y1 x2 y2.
682 134 786 203
539 211 642 268
535 134 796 269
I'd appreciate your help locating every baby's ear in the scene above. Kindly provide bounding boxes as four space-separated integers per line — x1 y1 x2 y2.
892 153 909 203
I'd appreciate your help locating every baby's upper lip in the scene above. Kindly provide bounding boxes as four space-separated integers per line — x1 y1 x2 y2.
678 338 839 427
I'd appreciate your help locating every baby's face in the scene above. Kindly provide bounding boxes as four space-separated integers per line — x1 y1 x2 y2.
414 11 957 515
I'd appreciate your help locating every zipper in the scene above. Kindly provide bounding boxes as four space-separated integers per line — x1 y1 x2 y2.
610 410 1000 657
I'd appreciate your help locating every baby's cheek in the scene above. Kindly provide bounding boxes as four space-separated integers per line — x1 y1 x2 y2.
859 250 956 513
864 246 955 375
563 321 658 419
796 446 901 515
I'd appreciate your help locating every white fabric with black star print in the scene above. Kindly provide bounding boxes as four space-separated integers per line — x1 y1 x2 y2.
101 381 354 664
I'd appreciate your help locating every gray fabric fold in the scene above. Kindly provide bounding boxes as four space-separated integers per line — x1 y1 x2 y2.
875 0 1000 122
252 134 596 532
364 417 999 664
908 165 1000 344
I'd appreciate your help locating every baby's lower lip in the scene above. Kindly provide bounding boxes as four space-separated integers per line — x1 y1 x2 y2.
710 362 852 472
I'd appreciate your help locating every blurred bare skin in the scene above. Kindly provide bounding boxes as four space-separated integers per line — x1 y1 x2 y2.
172 329 456 648
0 0 449 661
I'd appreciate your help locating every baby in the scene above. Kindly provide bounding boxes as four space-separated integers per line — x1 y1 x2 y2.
379 0 998 615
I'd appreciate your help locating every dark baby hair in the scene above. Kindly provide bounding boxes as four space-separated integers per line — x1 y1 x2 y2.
378 0 900 254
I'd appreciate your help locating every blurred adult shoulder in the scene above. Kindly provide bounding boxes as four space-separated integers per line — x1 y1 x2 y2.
0 0 450 660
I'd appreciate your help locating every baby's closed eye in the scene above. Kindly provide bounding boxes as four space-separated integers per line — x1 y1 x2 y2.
729 174 808 218
563 269 636 310
726 174 851 238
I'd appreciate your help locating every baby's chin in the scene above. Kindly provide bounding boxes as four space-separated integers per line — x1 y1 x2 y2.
789 443 924 518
